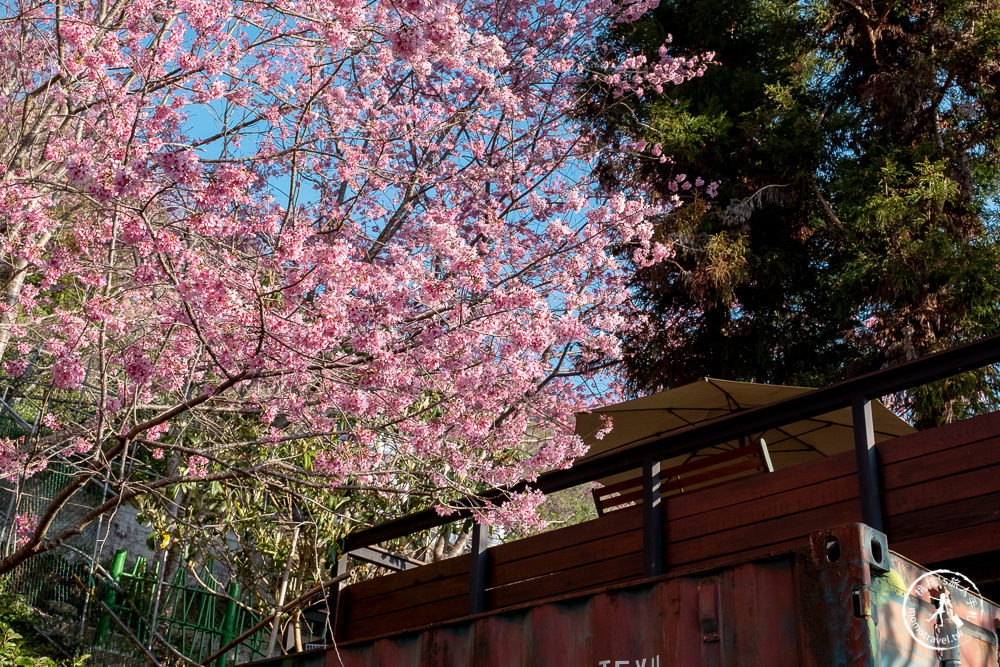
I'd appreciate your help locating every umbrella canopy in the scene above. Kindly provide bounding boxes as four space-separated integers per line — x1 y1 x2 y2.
575 378 915 480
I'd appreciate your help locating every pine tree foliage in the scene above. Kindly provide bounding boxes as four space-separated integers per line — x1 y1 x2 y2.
582 0 1000 426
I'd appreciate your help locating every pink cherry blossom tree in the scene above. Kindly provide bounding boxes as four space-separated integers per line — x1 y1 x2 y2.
0 0 708 576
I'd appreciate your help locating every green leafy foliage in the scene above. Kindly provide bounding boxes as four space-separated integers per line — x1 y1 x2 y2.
0 594 87 667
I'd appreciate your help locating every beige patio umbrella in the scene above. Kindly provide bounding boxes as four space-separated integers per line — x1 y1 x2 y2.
575 378 915 483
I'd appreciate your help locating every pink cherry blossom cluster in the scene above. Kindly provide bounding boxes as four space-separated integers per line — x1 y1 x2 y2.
13 513 37 547
0 438 26 482
601 43 715 100
469 488 549 533
0 436 50 483
187 455 210 479
0 0 706 532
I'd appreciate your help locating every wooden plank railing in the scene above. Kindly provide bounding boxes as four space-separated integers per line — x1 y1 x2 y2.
592 439 773 516
334 409 1000 644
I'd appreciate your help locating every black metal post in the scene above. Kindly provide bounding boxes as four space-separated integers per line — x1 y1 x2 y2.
329 554 350 642
468 523 489 614
852 395 884 532
643 457 663 576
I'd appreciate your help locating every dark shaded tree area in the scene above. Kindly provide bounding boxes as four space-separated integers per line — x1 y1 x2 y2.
583 0 1000 425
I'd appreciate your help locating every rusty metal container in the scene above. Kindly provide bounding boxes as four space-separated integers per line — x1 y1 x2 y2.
312 524 999 667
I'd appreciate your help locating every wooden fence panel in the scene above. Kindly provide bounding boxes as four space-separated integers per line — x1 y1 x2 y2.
880 412 1000 563
485 507 643 610
663 452 860 568
339 554 471 641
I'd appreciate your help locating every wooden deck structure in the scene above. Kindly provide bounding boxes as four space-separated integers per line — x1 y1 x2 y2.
332 410 1000 644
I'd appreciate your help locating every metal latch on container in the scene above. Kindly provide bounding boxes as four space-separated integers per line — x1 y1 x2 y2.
699 577 721 643
852 586 871 618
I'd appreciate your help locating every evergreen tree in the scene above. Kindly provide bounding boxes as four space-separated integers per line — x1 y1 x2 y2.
583 0 1000 425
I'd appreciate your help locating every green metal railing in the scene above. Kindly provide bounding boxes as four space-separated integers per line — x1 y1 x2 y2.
95 549 269 666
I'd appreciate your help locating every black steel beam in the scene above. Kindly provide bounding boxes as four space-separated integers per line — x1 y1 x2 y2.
347 546 421 571
467 524 489 614
852 397 883 531
343 333 1000 552
642 458 663 577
